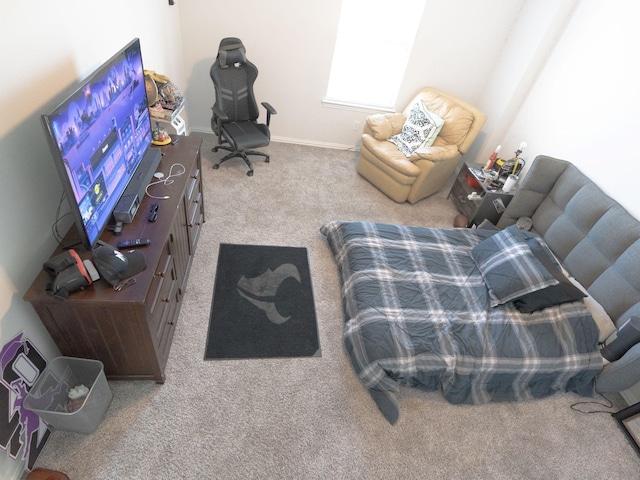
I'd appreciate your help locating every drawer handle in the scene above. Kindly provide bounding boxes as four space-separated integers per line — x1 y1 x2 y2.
162 298 170 303
156 272 166 278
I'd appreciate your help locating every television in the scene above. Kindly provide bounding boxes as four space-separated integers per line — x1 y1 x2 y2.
42 38 161 251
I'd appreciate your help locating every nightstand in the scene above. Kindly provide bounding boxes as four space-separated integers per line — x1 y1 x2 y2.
448 163 514 227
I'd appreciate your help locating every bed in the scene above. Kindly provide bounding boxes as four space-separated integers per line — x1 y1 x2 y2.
321 155 640 424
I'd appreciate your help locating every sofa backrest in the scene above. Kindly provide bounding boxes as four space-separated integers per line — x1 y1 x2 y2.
498 155 640 325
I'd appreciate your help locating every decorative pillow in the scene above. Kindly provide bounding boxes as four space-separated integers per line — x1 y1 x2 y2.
470 226 559 307
388 101 444 157
512 237 586 313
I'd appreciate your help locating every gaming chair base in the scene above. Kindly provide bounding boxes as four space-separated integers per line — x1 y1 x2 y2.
212 145 270 176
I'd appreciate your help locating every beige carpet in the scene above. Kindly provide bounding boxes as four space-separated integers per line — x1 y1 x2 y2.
31 133 640 479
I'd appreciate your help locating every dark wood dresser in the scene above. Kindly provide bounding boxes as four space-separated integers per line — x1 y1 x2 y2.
24 135 205 383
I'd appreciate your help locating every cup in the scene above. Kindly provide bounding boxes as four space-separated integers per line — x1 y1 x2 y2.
503 174 519 192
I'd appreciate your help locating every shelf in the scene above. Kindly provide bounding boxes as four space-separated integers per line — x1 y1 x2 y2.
150 100 186 135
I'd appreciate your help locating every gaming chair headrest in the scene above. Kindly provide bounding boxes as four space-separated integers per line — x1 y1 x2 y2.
218 37 247 68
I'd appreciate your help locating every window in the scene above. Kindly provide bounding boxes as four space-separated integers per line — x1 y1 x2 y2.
324 0 427 110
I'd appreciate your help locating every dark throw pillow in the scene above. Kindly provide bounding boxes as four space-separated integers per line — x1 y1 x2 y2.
512 237 586 313
470 225 559 307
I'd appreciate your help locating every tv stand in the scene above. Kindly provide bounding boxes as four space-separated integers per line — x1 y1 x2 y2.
24 136 204 383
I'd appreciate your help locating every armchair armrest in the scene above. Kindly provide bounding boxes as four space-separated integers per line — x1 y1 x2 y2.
411 144 459 163
597 342 640 392
365 113 405 140
261 102 277 126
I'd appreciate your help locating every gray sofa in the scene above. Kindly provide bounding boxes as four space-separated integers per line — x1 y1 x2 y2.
497 155 640 393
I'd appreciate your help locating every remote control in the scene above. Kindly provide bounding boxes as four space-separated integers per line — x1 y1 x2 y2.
116 238 151 249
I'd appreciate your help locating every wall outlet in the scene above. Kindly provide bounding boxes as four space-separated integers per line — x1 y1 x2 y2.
352 120 361 131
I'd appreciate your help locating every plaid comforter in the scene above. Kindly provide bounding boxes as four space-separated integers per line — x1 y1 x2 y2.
321 221 603 424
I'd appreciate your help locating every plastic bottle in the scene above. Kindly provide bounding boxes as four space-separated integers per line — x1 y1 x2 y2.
484 145 501 170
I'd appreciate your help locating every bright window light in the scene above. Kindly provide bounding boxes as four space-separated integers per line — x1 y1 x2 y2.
325 0 427 110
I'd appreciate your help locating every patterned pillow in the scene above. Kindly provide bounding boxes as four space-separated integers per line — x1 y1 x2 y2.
470 226 559 307
388 101 444 157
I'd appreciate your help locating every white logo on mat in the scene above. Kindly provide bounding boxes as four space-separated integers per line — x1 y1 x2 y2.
236 263 301 324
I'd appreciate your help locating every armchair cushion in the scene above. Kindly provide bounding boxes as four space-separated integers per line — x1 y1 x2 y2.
361 135 422 176
413 144 459 162
388 101 444 157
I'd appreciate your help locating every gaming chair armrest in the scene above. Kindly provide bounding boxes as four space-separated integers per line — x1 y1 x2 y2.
261 102 277 126
211 104 229 140
212 104 229 122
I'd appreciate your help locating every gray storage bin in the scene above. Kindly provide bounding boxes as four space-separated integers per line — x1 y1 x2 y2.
24 356 112 434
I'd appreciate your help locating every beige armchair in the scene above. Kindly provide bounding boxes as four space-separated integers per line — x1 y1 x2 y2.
357 87 487 204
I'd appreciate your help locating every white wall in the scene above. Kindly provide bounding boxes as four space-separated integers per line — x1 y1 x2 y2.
0 1 184 476
179 0 640 220
477 0 640 219
180 0 524 148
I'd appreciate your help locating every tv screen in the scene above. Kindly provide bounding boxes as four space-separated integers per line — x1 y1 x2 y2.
42 38 154 251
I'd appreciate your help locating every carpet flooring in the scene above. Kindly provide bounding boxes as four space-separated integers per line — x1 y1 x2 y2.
30 134 640 480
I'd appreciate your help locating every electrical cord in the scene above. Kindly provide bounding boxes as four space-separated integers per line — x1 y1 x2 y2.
51 191 81 249
145 163 186 199
51 191 68 243
570 389 615 414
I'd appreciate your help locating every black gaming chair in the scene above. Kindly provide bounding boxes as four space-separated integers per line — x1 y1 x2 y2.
210 38 277 176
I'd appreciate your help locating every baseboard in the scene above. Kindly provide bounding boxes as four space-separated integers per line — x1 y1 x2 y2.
271 136 360 152
187 127 360 152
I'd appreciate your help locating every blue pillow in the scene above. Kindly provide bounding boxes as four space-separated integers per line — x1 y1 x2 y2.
470 226 559 307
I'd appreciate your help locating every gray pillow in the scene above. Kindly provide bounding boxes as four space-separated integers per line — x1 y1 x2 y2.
512 237 586 313
470 225 559 307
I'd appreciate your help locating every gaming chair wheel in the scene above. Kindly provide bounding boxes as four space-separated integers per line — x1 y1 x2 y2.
265 157 270 163
247 170 254 177
213 164 220 169
213 146 219 153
